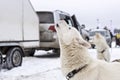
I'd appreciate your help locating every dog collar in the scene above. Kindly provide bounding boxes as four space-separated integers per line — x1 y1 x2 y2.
98 49 108 61
98 49 106 54
66 64 88 80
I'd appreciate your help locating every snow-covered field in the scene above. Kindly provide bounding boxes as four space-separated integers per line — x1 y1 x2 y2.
0 42 120 80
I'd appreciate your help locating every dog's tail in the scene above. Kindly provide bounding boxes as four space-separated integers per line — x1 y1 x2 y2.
112 59 120 62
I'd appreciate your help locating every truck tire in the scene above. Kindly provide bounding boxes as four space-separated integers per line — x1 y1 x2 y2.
29 49 35 56
0 51 2 65
53 49 60 57
0 51 2 70
6 47 23 70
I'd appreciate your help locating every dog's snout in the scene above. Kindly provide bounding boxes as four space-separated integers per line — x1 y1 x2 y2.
56 24 59 27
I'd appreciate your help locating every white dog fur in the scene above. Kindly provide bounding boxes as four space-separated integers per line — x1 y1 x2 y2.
93 33 110 62
56 20 120 80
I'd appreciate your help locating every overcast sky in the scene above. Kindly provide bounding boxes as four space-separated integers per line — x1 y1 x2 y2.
30 0 120 30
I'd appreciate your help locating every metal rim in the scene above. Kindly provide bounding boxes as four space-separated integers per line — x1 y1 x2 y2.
12 50 22 67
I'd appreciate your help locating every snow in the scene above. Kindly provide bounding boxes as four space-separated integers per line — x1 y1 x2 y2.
0 51 66 80
0 42 120 80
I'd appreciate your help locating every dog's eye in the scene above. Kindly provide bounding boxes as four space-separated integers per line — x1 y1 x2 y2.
56 24 59 27
69 27 71 30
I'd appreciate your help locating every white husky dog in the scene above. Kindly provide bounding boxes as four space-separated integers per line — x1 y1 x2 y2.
93 33 110 62
56 20 120 80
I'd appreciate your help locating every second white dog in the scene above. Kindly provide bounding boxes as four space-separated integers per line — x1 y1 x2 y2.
93 33 110 62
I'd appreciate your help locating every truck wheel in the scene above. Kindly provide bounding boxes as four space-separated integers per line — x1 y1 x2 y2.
109 44 111 48
29 49 35 56
53 49 60 54
0 51 2 65
53 49 60 57
6 47 23 70
0 51 2 70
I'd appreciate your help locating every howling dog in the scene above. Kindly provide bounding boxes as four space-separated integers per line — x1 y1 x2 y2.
56 20 120 80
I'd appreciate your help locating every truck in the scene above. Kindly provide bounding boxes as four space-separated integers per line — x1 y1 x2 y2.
0 0 39 69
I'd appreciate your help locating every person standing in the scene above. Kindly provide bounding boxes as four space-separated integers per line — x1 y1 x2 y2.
104 26 113 47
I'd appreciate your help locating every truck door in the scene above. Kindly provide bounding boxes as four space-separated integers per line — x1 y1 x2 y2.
71 15 79 30
59 14 74 27
37 11 55 42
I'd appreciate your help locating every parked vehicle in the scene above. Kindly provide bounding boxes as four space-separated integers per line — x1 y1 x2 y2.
89 29 112 48
36 12 90 54
37 10 74 54
71 15 89 41
0 0 39 69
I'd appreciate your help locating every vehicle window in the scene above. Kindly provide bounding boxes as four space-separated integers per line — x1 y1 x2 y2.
59 14 73 26
89 32 95 36
90 31 106 37
60 14 66 20
98 31 110 37
37 12 54 23
98 31 105 36
106 31 110 37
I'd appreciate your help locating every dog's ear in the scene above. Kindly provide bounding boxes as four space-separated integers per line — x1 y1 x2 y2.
75 37 91 48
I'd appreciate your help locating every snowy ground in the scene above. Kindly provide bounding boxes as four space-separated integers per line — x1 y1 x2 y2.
0 42 120 80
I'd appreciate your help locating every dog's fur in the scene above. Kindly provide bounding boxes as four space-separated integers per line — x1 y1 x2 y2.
93 33 110 62
56 20 120 80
